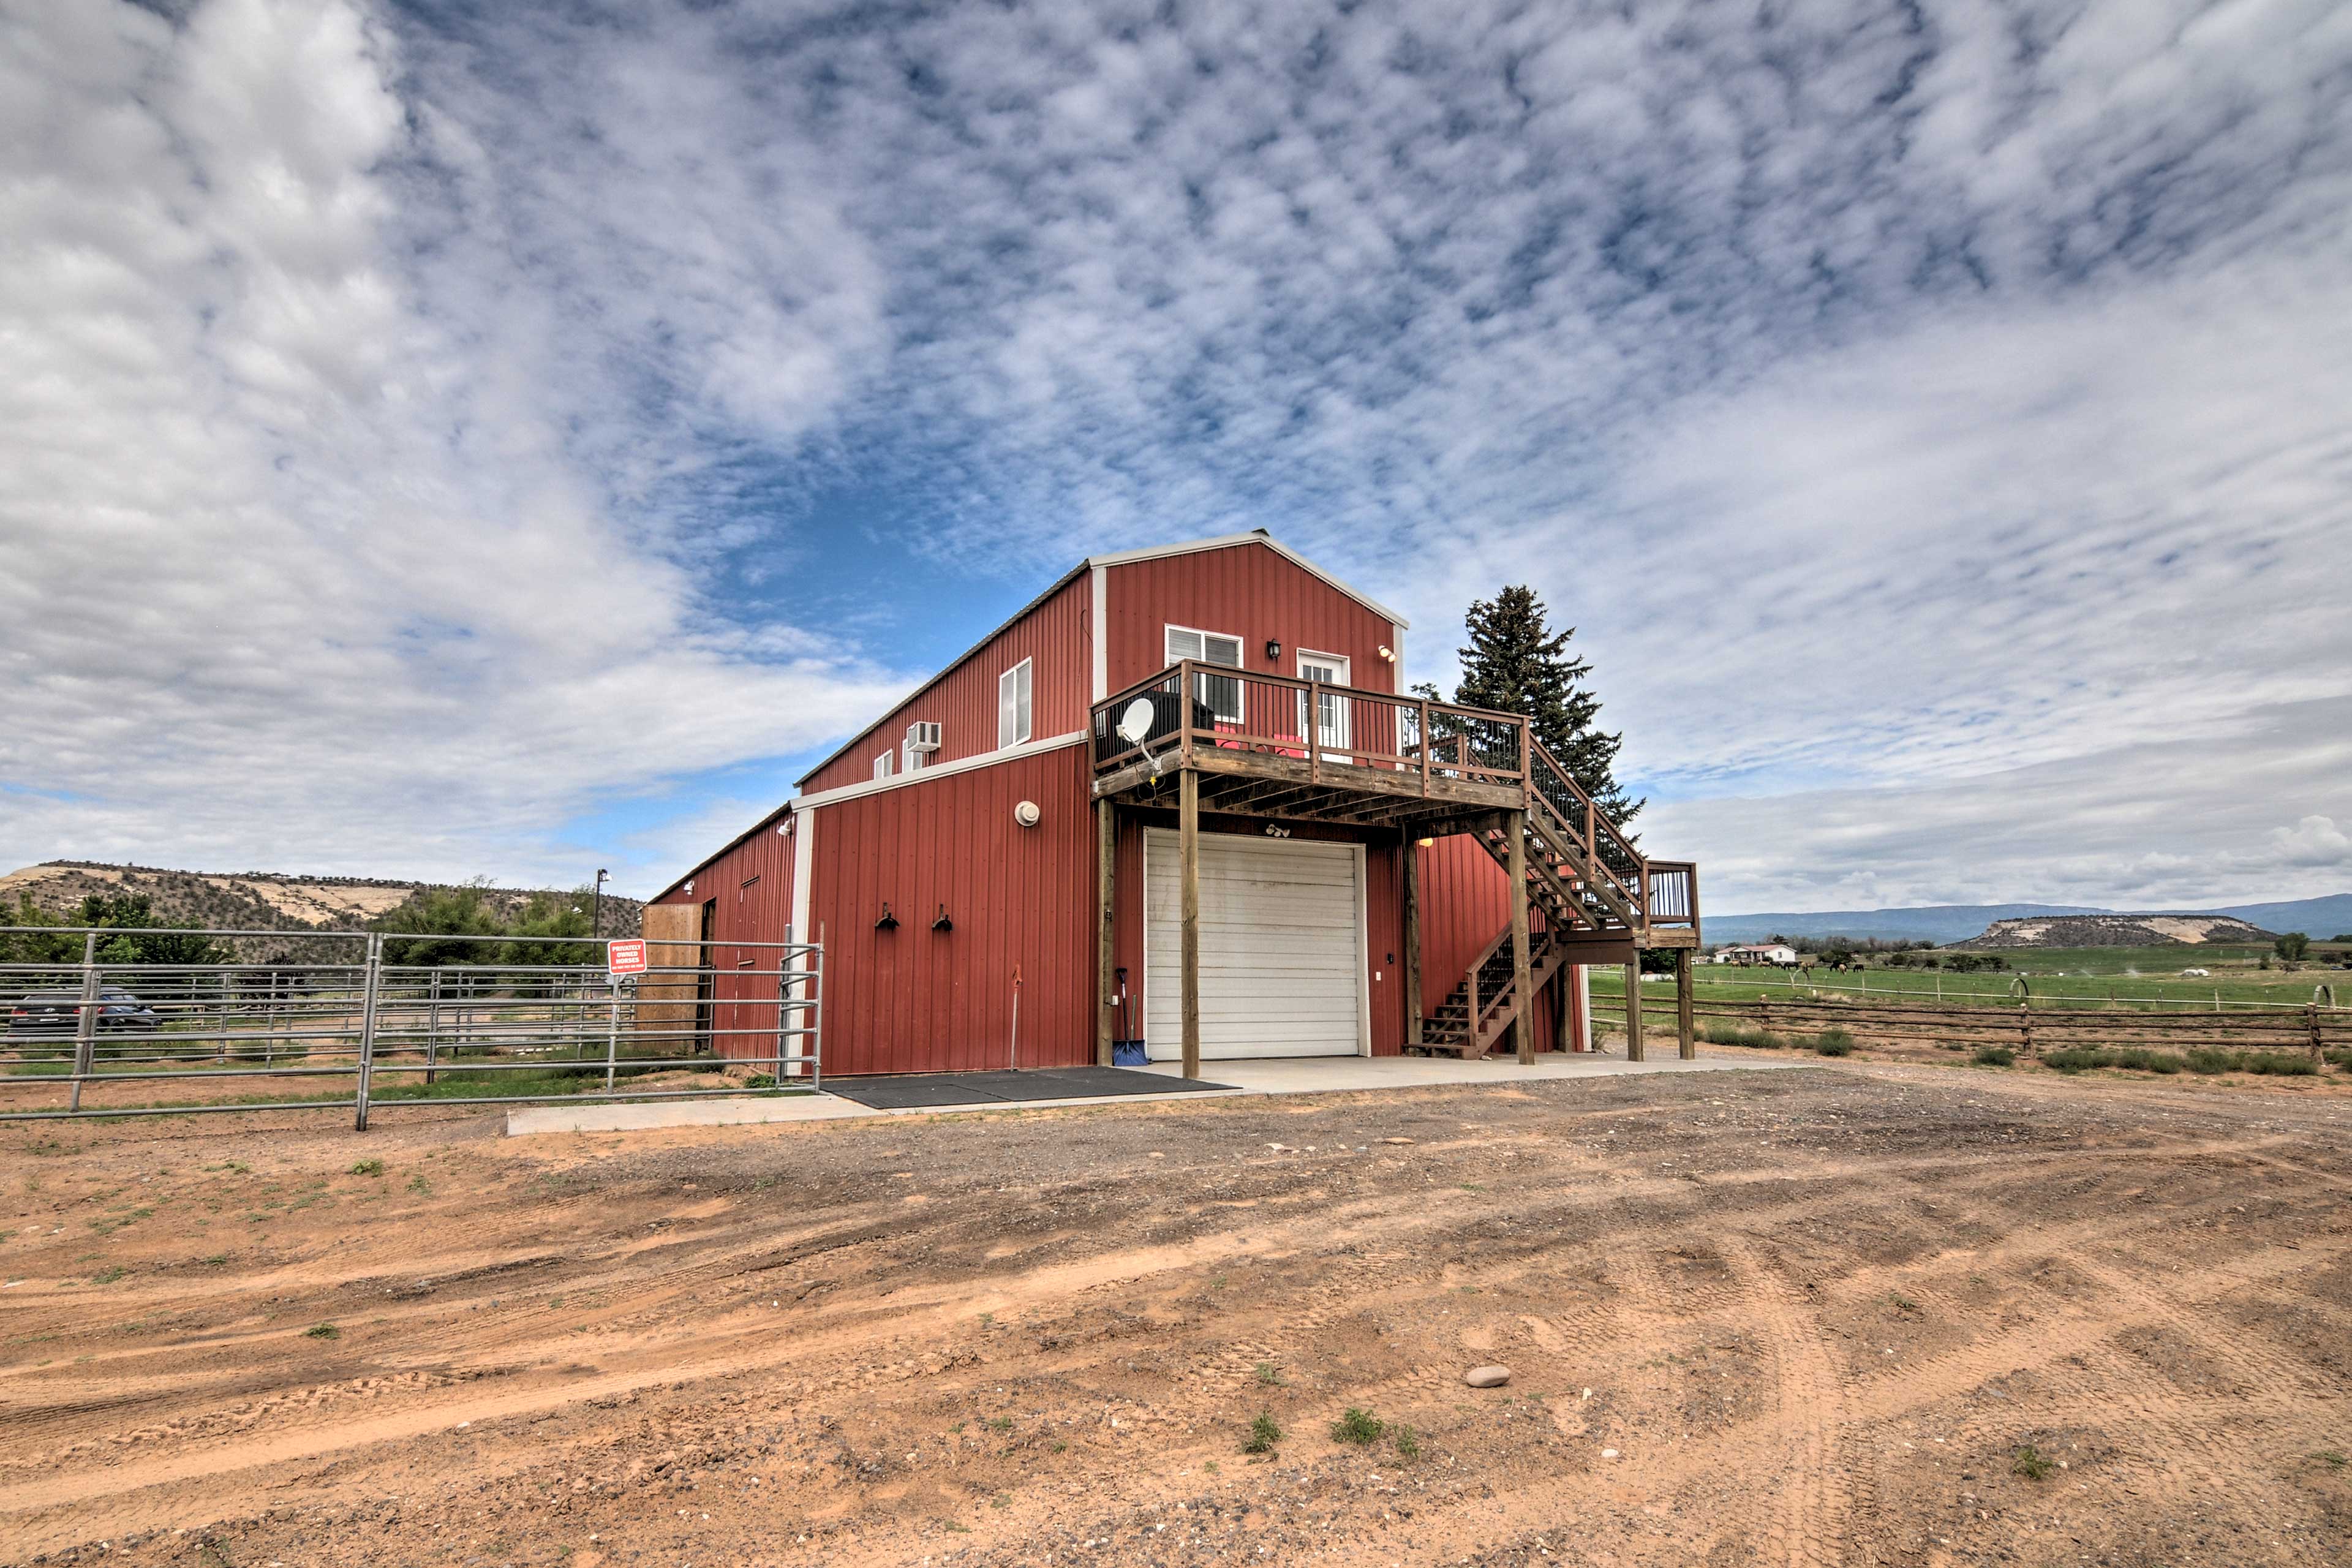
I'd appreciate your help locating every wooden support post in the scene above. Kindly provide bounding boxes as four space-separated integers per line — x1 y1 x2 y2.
1553 963 1572 1054
1401 827 1422 1049
1096 799 1117 1068
1509 810 1534 1065
1624 960 1645 1062
1676 947 1696 1060
1180 766 1202 1083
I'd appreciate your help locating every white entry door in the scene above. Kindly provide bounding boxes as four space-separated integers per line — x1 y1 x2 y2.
1297 650 1352 758
1144 831 1367 1060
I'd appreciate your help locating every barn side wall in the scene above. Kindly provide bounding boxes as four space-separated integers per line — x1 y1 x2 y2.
801 574 1092 796
646 813 797 1062
804 744 1096 1076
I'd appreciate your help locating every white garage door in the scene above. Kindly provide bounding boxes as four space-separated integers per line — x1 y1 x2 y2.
1144 831 1366 1060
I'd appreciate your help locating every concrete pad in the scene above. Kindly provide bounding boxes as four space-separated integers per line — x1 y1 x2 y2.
1131 1050 1804 1096
505 1093 873 1136
505 1050 1802 1135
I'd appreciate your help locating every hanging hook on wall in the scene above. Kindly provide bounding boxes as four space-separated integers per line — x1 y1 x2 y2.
874 902 900 931
932 903 954 932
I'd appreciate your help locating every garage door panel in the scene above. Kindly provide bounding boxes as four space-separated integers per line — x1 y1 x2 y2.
1144 831 1365 1061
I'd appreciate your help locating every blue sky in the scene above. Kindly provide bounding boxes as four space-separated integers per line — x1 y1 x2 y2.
3 0 2348 911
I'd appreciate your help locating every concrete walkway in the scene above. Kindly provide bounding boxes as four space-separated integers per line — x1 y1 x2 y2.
504 1049 1803 1136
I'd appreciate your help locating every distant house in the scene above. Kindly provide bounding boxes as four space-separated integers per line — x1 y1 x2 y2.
1717 942 1799 968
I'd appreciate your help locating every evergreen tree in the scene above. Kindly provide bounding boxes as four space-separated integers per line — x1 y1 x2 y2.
1449 585 1642 826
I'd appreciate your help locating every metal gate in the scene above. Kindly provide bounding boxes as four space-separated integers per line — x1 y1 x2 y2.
0 925 823 1128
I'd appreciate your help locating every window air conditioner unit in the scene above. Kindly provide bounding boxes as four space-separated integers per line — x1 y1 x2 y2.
905 722 941 753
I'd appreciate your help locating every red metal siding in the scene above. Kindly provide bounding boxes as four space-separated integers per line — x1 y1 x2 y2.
648 814 797 1061
1109 813 1408 1057
1104 542 1400 699
806 745 1096 1076
1414 836 1574 1050
802 575 1091 795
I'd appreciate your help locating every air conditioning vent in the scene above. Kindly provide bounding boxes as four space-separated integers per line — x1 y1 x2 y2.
905 721 941 753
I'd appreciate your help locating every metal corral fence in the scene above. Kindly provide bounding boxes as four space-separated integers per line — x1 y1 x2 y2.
0 927 822 1128
1591 985 2349 1062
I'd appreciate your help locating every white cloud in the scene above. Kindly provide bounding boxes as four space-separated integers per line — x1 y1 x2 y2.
5 0 2350 909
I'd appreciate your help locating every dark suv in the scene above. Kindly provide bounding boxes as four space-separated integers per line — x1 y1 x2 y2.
7 988 160 1036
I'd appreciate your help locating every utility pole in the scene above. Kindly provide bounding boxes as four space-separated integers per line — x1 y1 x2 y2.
592 868 609 938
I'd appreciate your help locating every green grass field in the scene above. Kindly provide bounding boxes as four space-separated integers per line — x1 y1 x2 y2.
1593 944 2350 1013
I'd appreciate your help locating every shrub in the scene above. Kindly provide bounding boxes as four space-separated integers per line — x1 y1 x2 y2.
348 1159 383 1177
306 1322 340 1340
743 1072 777 1088
2113 1047 2184 1075
1701 1022 1785 1050
2242 1052 2317 1077
2043 1047 2112 1074
2185 1048 2236 1075
1972 1046 2014 1067
1330 1408 1386 1446
1393 1423 1421 1460
2011 1444 2055 1480
1812 1030 1855 1058
1243 1412 1281 1455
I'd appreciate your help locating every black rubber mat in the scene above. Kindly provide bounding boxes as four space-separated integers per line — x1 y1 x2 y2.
824 1065 1234 1109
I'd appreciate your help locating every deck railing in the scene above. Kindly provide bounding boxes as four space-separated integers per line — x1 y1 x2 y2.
1645 861 1699 930
1090 661 1528 788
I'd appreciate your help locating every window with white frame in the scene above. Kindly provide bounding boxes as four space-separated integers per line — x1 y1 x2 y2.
998 657 1033 748
1165 624 1244 722
901 738 927 773
873 751 894 780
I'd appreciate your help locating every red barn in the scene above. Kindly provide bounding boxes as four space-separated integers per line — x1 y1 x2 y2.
649 532 1699 1079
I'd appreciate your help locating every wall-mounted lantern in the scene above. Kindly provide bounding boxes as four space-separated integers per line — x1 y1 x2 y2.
1265 638 1282 662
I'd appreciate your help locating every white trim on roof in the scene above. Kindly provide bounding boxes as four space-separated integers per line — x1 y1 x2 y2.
793 730 1088 810
1085 532 1409 628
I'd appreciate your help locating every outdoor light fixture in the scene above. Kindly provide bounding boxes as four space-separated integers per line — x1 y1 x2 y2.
1262 824 1292 839
1415 837 1434 848
932 903 954 932
1013 799 1042 827
1265 638 1281 660
875 902 900 931
1378 644 1395 662
681 879 695 895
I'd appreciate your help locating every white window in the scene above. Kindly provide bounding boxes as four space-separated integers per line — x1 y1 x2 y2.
998 658 1033 748
872 751 894 780
1165 624 1244 722
901 739 927 773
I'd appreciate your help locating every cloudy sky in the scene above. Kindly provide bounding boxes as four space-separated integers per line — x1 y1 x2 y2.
4 0 2347 912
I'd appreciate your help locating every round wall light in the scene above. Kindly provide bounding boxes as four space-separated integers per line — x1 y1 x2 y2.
1013 800 1042 828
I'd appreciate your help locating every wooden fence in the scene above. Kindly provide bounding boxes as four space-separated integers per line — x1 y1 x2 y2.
1589 990 2347 1060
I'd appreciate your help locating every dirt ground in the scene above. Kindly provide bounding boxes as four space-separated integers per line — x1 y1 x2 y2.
4 1061 2350 1566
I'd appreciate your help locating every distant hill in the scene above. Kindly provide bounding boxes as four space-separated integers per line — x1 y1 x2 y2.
2209 894 2352 938
0 861 642 946
1955 913 2275 949
1702 904 2107 946
1708 892 2351 947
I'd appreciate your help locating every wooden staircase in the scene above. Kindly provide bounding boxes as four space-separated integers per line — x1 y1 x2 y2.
1416 737 1650 1058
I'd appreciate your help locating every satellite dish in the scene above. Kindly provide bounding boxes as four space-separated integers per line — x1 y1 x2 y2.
1116 698 1156 745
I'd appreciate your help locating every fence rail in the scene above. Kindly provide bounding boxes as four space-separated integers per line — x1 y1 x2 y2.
1588 987 2348 1058
0 926 823 1127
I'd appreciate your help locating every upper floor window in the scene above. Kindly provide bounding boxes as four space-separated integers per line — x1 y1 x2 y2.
872 752 894 780
998 658 1033 748
1166 624 1244 722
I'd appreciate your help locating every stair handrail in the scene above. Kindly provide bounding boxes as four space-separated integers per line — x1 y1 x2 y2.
1525 740 1646 922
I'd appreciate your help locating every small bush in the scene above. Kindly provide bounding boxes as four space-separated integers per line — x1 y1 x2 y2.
744 1072 777 1088
2242 1052 2317 1077
2113 1047 2184 1075
348 1159 383 1177
1243 1412 1281 1455
2043 1047 2111 1074
1812 1030 1855 1057
1393 1423 1421 1459
1972 1046 2015 1067
1330 1408 1386 1446
2185 1048 2236 1075
306 1322 340 1340
2011 1444 2054 1480
1701 1022 1787 1050
1254 1362 1283 1386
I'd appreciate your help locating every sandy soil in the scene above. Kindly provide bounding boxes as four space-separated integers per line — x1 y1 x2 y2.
3 1063 2349 1566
